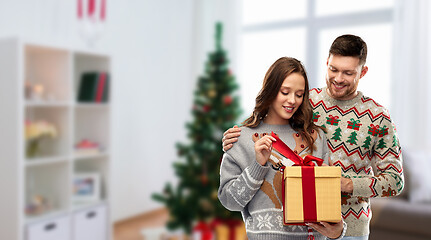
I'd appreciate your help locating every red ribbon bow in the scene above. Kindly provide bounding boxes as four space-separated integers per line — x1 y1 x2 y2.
271 132 323 166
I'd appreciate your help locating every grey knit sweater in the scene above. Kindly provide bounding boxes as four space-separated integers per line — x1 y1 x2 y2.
218 122 346 240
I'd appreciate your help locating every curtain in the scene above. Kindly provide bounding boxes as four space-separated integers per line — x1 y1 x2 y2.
391 0 431 150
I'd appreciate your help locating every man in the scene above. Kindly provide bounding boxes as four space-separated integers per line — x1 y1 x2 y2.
222 34 404 240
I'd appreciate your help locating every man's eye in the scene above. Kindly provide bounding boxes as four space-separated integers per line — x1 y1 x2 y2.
345 72 353 76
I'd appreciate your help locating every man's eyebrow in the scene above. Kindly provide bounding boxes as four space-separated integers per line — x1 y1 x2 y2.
329 65 356 72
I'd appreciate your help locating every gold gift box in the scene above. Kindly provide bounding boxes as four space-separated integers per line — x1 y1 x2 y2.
283 166 341 224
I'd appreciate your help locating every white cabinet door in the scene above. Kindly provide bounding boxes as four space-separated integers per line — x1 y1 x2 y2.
73 204 107 240
27 215 71 240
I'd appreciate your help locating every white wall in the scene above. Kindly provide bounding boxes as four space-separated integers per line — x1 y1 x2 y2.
105 0 196 221
0 0 239 222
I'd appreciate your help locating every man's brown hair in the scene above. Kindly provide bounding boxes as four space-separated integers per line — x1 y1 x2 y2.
329 34 368 66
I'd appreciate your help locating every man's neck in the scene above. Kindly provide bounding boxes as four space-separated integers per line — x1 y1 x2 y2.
326 88 358 101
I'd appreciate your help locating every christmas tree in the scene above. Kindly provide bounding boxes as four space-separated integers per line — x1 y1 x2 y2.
392 135 399 147
362 136 372 149
377 138 387 149
347 131 358 145
152 22 242 233
331 127 342 141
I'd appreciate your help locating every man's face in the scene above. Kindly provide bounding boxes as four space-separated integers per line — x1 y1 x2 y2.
325 54 368 101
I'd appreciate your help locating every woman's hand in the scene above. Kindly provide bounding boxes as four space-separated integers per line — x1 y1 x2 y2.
254 135 276 166
306 220 344 239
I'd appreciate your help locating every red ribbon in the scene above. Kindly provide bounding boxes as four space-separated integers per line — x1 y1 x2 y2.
271 132 323 167
302 166 317 222
271 132 323 223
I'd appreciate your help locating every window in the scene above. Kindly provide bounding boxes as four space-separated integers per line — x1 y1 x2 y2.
239 0 394 117
240 28 306 112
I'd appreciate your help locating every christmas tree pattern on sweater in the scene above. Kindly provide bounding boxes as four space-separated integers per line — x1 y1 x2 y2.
309 87 404 237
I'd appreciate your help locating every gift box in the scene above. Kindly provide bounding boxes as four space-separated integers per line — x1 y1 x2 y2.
282 166 341 224
270 132 341 225
211 219 246 240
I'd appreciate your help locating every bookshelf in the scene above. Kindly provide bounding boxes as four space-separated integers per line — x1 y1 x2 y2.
0 38 111 240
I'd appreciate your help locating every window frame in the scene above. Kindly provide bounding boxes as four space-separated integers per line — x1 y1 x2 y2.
241 0 393 88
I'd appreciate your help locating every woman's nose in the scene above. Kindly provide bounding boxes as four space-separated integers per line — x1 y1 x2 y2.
287 94 295 103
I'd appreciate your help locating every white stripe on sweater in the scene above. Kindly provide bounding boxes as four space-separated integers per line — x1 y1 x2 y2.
245 167 264 186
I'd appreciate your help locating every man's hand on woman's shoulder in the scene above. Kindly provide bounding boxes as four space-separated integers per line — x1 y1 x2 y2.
222 125 242 151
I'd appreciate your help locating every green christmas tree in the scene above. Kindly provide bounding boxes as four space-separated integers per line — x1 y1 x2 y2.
347 131 358 145
152 22 242 233
377 138 387 149
362 136 372 149
392 135 399 147
331 127 342 141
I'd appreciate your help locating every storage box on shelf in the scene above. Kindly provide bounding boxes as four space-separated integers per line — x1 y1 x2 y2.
0 38 111 240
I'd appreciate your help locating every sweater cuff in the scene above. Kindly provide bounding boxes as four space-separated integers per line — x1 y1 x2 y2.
246 160 270 182
326 220 347 240
351 177 369 197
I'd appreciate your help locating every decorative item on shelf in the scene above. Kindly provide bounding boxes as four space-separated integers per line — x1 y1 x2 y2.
32 83 45 101
24 81 46 101
25 120 57 158
24 81 33 100
75 139 101 155
25 195 52 216
73 173 101 203
77 71 109 103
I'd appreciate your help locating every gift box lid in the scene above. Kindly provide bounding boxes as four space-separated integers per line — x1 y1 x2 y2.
284 166 341 179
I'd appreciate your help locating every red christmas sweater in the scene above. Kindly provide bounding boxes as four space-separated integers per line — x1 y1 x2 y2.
309 87 404 237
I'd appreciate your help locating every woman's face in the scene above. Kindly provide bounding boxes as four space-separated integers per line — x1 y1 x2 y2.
265 72 305 125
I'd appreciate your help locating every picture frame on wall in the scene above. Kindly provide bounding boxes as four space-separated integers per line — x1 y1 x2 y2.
73 173 101 203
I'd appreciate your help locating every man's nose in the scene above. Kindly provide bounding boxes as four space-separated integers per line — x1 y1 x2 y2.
334 72 343 82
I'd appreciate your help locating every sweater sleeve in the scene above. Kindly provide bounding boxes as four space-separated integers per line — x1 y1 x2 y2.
218 152 270 211
319 129 331 165
351 114 404 198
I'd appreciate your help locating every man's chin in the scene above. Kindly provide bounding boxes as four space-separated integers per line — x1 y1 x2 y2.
328 88 347 100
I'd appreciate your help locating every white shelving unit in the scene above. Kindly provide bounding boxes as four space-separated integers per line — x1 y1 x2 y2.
0 38 112 240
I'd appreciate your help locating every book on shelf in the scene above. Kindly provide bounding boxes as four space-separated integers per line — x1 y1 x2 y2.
77 72 110 103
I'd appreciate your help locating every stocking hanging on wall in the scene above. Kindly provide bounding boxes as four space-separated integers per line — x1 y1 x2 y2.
77 0 106 46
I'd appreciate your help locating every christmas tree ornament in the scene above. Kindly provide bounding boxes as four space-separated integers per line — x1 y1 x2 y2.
223 95 233 105
208 90 216 98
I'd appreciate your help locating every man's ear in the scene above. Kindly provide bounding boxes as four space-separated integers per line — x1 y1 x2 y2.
360 66 368 79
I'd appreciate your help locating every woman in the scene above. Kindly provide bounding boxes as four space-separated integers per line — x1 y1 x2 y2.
218 57 345 240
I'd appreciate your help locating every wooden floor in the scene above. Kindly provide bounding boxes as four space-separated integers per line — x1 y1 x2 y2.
114 208 169 240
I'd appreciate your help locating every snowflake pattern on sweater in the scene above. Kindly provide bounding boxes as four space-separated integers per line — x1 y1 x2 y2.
309 87 404 237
